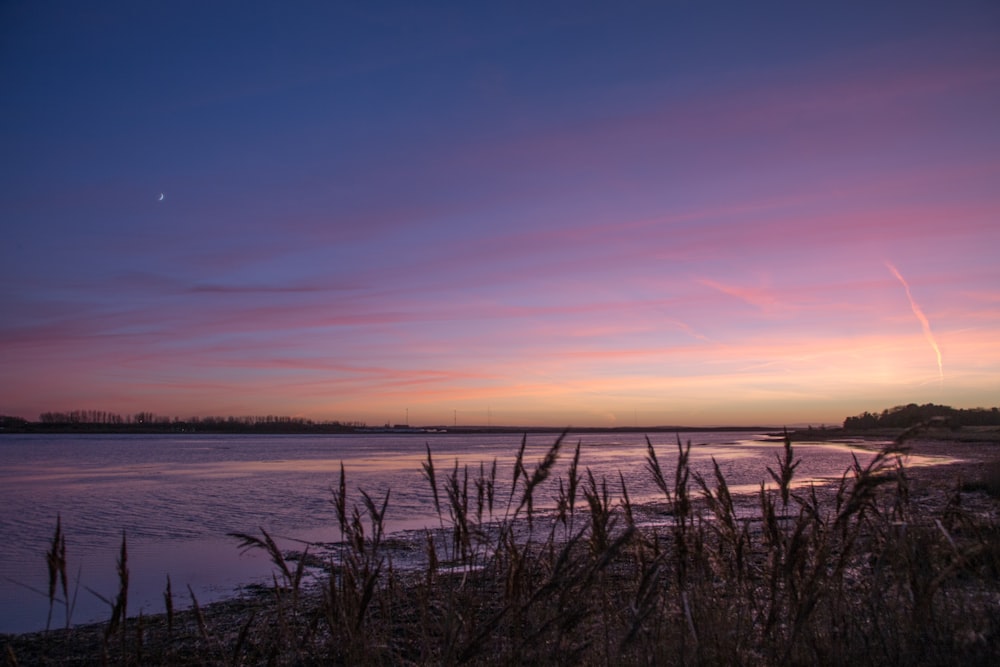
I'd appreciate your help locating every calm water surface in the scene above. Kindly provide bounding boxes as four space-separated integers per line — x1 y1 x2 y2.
0 431 937 634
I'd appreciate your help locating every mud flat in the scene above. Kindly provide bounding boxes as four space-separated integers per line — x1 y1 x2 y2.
4 434 999 666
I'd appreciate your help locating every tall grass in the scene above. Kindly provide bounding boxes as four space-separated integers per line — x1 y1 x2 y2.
44 514 69 632
8 430 1000 665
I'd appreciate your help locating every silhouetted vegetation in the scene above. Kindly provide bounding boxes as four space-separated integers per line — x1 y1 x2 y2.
1 412 366 434
5 431 999 665
843 403 1000 430
1 411 775 435
0 415 29 431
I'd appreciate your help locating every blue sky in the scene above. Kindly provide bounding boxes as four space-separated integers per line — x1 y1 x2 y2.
3 1 999 426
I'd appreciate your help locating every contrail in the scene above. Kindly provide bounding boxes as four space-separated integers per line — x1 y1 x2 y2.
885 261 943 384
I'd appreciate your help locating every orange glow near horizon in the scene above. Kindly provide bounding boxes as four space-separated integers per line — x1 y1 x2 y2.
3 5 1000 427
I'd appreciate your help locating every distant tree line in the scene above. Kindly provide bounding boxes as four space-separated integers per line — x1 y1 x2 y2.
185 415 368 433
1 411 366 433
843 403 1000 430
39 410 138 425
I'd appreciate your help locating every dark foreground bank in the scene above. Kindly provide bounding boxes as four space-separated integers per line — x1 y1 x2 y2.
4 435 999 666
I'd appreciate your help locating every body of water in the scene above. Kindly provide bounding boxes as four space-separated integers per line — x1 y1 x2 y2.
0 431 936 634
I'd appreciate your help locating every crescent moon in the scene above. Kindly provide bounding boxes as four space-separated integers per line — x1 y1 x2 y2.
158 193 164 201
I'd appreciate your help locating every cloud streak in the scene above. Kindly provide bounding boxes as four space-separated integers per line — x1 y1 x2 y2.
3 4 999 425
885 261 944 386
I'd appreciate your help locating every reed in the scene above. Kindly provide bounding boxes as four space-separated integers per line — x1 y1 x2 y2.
162 575 173 638
43 514 68 632
9 431 1000 666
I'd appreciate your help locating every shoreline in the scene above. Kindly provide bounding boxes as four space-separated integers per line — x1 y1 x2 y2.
4 435 999 664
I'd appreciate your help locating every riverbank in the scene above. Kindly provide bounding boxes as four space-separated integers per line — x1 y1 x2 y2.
795 429 1000 502
783 424 1000 444
4 435 999 665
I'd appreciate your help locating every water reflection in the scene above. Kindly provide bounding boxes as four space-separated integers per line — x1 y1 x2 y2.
0 432 951 633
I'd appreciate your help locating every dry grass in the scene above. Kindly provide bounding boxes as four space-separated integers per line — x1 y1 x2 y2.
5 430 1000 665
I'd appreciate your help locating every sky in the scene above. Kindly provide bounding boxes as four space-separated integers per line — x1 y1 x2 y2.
2 1 999 428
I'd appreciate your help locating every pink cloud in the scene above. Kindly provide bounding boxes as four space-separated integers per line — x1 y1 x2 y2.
697 279 785 314
6 8 1000 427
